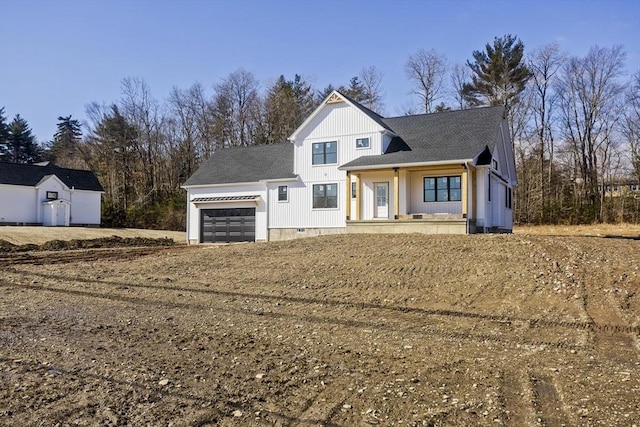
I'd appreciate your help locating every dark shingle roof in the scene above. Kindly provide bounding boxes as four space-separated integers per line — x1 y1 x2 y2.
183 143 296 186
341 106 505 169
0 162 104 191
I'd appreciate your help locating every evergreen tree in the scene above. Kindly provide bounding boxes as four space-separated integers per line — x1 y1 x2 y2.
6 114 42 163
0 107 9 161
49 115 83 167
462 34 531 112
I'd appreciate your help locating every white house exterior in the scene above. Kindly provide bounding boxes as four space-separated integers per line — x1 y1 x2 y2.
183 91 516 244
0 162 103 226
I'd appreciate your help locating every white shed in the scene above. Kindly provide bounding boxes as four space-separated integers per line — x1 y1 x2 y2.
0 161 104 226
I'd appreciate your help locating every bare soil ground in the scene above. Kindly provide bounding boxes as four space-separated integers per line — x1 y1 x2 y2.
1 229 639 426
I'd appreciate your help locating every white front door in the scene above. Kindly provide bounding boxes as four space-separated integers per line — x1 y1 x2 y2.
374 182 389 218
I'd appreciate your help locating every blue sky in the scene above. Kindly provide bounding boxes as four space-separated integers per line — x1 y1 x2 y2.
1 0 639 143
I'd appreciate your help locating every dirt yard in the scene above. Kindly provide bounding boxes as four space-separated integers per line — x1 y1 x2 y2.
0 230 638 426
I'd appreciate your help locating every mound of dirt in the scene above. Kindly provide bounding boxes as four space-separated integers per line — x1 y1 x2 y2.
0 235 175 253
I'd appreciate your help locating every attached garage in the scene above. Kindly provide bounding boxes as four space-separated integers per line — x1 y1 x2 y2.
200 207 256 243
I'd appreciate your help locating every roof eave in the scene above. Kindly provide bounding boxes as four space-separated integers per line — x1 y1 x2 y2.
339 158 474 171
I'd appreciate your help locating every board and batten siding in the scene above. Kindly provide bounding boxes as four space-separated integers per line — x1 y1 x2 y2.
293 102 384 182
186 184 268 242
287 100 387 229
268 181 346 229
409 172 462 215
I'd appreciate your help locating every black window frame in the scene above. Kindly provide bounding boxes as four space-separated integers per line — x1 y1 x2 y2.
505 187 512 209
46 191 58 200
278 185 288 202
423 176 462 202
313 183 338 209
312 141 337 165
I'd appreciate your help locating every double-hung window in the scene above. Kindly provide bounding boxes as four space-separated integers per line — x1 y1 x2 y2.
423 176 462 202
312 141 337 165
313 183 338 209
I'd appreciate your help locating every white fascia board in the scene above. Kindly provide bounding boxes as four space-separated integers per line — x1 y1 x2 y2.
181 181 264 189
259 176 300 184
340 159 473 171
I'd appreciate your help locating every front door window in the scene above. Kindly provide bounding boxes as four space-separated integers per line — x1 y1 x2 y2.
374 182 389 218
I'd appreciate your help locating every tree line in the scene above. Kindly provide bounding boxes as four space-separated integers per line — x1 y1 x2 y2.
1 34 638 229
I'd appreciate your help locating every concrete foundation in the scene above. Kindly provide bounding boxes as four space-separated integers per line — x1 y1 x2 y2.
268 227 347 241
346 219 468 235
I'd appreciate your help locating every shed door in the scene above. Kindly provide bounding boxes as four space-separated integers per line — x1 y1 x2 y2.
200 208 255 243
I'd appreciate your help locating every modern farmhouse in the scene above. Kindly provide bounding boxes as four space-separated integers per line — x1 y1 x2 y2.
183 91 516 243
0 161 103 226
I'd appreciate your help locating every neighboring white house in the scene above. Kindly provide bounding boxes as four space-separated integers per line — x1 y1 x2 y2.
183 91 516 243
0 162 104 226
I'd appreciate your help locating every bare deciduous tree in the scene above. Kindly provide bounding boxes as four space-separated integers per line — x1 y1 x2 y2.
449 63 470 110
358 65 385 113
405 49 447 113
557 45 626 220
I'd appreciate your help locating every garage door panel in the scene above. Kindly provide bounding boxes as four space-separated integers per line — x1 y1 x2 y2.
200 208 256 243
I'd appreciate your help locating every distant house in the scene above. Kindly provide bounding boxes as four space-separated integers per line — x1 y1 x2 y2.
0 162 104 226
183 91 516 243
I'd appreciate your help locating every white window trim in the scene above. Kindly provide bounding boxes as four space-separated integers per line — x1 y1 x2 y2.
312 183 339 210
312 141 338 166
355 137 370 149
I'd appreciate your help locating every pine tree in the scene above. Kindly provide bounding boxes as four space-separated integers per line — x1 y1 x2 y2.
7 114 42 163
0 107 9 161
462 34 531 112
50 115 82 167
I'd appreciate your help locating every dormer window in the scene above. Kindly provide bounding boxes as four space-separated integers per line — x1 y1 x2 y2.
46 191 58 200
492 159 498 170
356 138 370 149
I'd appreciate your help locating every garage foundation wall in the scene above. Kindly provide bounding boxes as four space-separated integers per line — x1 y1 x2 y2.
268 227 347 241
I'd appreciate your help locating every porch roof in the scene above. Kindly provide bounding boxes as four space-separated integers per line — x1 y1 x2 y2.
340 106 504 170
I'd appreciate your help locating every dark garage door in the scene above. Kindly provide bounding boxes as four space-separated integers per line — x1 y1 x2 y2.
200 208 256 243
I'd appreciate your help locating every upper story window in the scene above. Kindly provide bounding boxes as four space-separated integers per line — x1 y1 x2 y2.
46 191 58 200
312 141 337 165
278 185 288 202
424 176 461 202
492 158 498 170
356 137 370 149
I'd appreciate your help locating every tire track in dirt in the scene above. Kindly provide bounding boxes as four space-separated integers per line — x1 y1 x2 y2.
519 235 640 357
288 379 352 427
497 369 533 426
6 266 639 335
0 277 597 353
